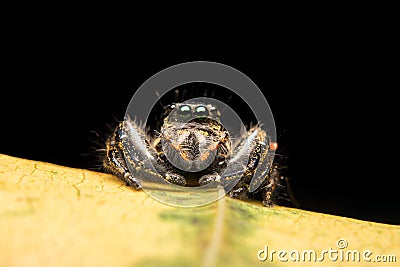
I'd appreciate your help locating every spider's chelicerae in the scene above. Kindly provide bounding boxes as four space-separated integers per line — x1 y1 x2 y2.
103 102 283 206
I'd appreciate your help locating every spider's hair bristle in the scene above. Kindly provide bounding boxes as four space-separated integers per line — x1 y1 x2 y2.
85 114 125 173
249 121 260 130
155 89 161 98
218 142 229 155
86 130 113 172
274 153 289 160
152 129 162 138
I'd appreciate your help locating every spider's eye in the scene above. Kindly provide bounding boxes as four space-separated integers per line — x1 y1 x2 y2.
195 105 209 117
179 105 192 119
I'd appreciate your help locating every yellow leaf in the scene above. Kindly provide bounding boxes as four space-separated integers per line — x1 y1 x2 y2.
0 154 399 267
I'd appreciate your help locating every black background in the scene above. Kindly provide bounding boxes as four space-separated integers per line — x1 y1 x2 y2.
1 41 398 225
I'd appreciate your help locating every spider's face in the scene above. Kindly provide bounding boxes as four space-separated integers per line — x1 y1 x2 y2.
160 103 230 172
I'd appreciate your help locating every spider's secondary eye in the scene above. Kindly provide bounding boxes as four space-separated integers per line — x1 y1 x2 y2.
195 105 209 117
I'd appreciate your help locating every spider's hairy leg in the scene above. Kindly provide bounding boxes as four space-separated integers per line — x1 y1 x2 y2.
105 119 178 189
103 122 142 189
262 163 281 207
165 172 186 186
199 173 221 186
227 126 267 199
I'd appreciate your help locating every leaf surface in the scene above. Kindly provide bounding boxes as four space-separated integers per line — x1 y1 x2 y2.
0 154 399 267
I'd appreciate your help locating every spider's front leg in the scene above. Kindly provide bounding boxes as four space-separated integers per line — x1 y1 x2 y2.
228 126 266 199
103 122 142 189
228 126 279 206
104 119 188 189
104 119 168 189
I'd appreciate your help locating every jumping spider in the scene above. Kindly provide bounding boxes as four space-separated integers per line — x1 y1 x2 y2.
103 102 282 206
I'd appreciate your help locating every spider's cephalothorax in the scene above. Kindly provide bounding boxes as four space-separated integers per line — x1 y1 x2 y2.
103 102 282 206
153 103 231 186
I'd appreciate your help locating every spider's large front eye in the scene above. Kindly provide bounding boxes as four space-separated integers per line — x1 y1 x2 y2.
179 105 192 119
195 105 209 117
